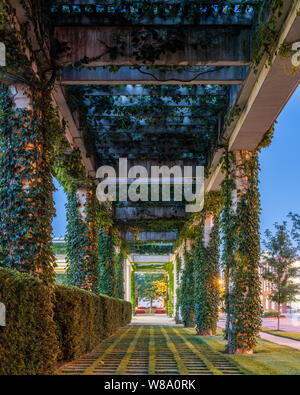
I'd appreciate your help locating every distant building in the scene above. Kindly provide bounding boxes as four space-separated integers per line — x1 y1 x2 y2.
259 259 300 313
53 238 67 283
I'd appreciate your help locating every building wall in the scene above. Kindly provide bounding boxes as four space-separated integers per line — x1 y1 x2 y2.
259 259 300 313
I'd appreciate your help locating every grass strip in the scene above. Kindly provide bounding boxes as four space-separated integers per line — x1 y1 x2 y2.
172 327 223 375
161 327 189 375
82 326 133 375
115 326 144 374
148 326 156 375
261 328 300 342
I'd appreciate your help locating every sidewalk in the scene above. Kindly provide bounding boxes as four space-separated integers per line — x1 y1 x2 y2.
131 314 181 326
218 319 300 351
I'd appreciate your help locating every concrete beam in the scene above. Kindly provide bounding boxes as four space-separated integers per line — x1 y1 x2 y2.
92 126 216 134
55 26 251 66
131 255 171 263
206 0 300 192
115 206 186 220
52 85 97 179
60 66 248 85
81 85 228 96
124 231 178 242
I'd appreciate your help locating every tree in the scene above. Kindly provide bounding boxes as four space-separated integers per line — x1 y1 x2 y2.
152 277 168 307
135 273 166 312
288 212 300 250
262 221 299 330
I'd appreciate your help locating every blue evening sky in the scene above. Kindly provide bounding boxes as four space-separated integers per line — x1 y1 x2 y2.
52 86 300 239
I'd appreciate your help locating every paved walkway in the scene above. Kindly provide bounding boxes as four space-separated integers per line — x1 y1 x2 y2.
56 325 243 375
259 332 300 350
262 317 300 332
131 314 179 326
218 319 300 351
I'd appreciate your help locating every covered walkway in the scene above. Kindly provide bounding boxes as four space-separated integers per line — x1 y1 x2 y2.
56 325 243 375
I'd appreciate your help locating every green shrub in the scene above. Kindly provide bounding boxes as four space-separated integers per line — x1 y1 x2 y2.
0 268 59 375
0 268 131 373
54 285 131 361
263 310 280 318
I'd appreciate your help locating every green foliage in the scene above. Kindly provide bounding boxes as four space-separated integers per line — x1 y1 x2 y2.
251 0 285 71
194 215 221 336
52 1 259 74
98 227 116 297
288 212 300 251
55 273 68 285
175 255 182 323
65 190 98 293
165 262 174 316
131 270 136 309
136 273 166 301
52 242 67 255
65 84 228 167
0 268 59 375
257 123 276 151
262 221 299 329
54 284 131 361
220 150 262 353
115 246 128 299
0 84 59 284
179 249 195 327
263 310 280 318
129 242 174 255
0 268 131 372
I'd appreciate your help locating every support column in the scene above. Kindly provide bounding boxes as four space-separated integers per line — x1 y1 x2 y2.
180 245 195 327
194 193 221 336
173 255 177 318
0 84 56 284
66 187 98 292
98 226 115 297
223 150 262 354
178 249 184 322
124 258 132 303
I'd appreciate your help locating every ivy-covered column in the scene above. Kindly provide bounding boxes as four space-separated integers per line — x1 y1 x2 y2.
115 245 126 299
221 150 262 354
124 258 131 302
66 187 98 292
180 246 195 327
194 193 221 336
175 254 182 323
0 84 58 284
131 269 136 312
98 227 116 297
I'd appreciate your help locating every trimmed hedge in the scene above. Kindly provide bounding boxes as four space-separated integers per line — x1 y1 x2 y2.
54 285 131 361
0 268 59 375
0 268 131 374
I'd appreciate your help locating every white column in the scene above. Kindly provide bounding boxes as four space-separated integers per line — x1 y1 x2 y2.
124 259 132 303
173 255 177 317
204 213 214 247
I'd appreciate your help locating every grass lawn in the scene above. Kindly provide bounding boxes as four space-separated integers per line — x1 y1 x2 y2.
261 328 300 342
186 328 300 375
